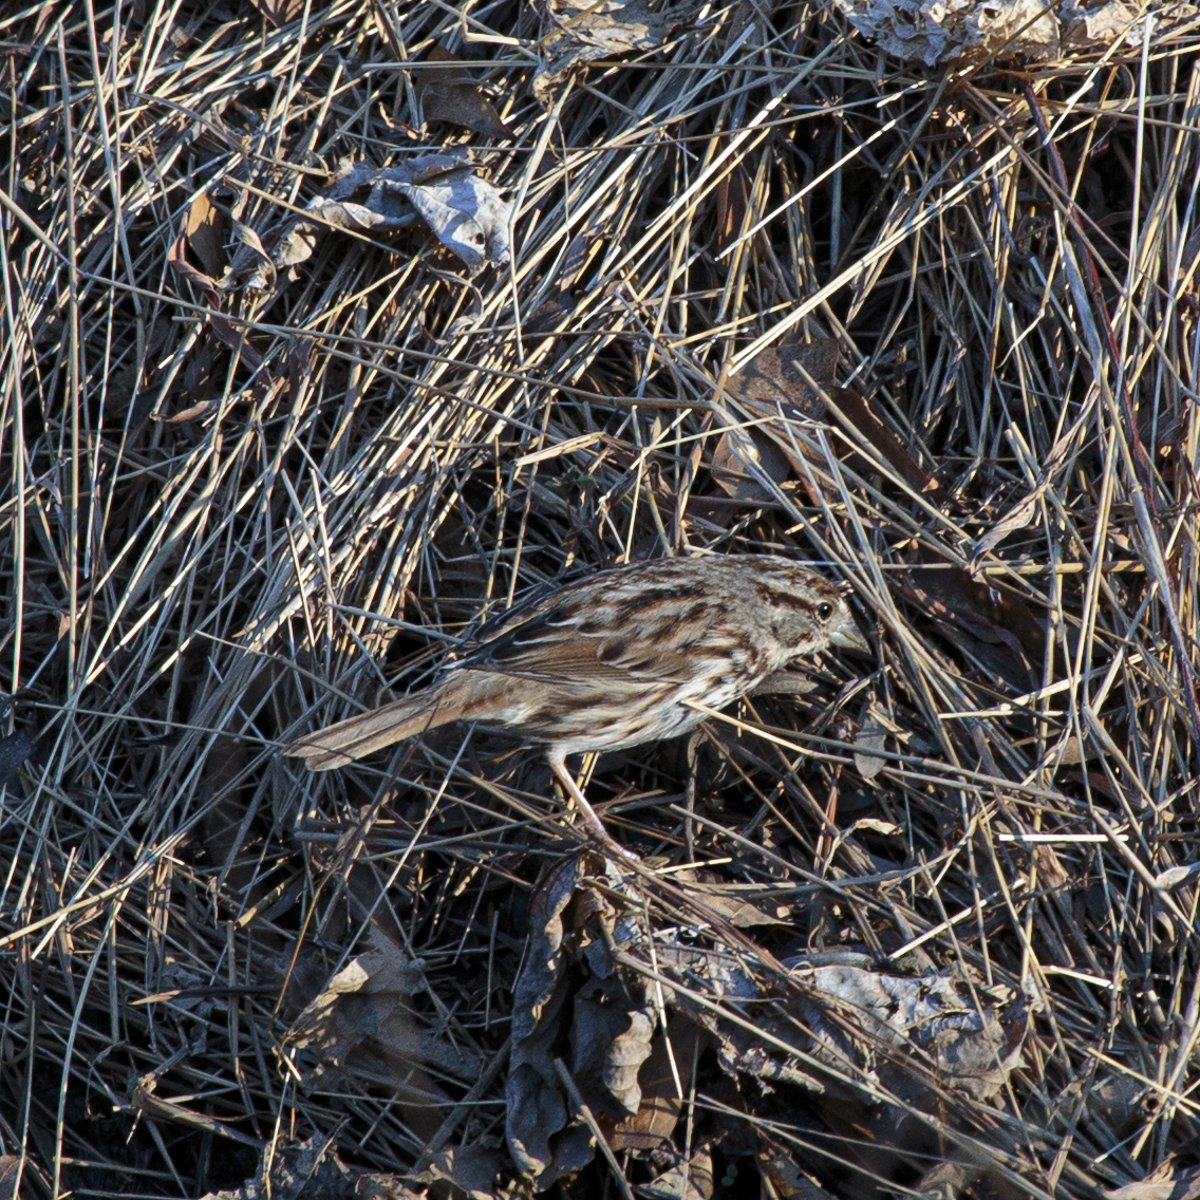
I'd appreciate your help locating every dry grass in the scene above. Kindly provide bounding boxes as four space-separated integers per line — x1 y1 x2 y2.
3 0 1200 1196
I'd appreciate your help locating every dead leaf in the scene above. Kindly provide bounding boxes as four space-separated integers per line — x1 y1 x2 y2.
268 155 511 277
847 816 904 838
736 336 837 421
752 670 818 698
656 938 1028 1105
1026 843 1069 893
1106 1159 1200 1200
221 217 277 294
853 709 888 780
392 155 510 271
166 244 218 329
758 1133 835 1199
133 1074 264 1146
721 336 941 501
408 1145 503 1200
792 963 1027 1103
710 426 789 503
1155 862 1200 891
893 565 1041 686
825 384 940 494
611 1014 708 1152
506 855 656 1186
198 1135 408 1200
843 0 1192 65
182 189 227 280
714 335 840 501
665 872 791 927
247 0 305 27
533 0 674 105
285 929 481 1097
417 47 513 139
0 729 33 793
641 1144 716 1199
271 221 317 270
832 0 1059 65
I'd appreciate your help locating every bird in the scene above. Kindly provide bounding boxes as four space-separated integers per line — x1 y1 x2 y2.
284 554 867 856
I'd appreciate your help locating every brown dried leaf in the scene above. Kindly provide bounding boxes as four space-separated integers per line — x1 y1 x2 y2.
794 963 1028 1103
198 1136 395 1200
710 427 789 502
247 0 305 27
417 47 513 139
611 1014 708 1152
752 669 818 698
1154 862 1200 891
736 336 837 421
506 855 655 1185
713 336 841 501
833 0 1059 65
1031 842 1071 890
182 189 227 280
133 1074 262 1144
1106 1160 1200 1200
853 710 888 781
825 385 940 494
758 1133 836 1200
533 0 673 105
168 219 218 303
231 219 271 274
573 979 654 1116
286 929 480 1094
657 939 1028 1105
641 1144 716 1200
408 1145 503 1200
150 325 217 421
666 872 790 927
894 565 1041 685
391 156 511 271
723 337 942 505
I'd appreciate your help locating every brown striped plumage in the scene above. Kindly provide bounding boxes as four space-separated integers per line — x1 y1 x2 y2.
285 554 866 855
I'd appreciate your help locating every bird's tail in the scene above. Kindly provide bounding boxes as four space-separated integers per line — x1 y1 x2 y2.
284 675 481 771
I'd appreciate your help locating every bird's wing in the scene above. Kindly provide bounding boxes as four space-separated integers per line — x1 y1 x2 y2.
451 584 699 686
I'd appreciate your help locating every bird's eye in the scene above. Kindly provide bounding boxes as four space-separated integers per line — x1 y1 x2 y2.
817 602 833 620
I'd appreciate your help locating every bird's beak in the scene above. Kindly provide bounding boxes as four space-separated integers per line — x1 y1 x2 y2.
831 619 870 654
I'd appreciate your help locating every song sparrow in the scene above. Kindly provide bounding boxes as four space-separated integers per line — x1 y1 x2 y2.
285 554 866 855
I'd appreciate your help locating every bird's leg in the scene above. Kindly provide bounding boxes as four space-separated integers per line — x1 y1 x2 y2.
547 753 638 860
683 729 702 861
